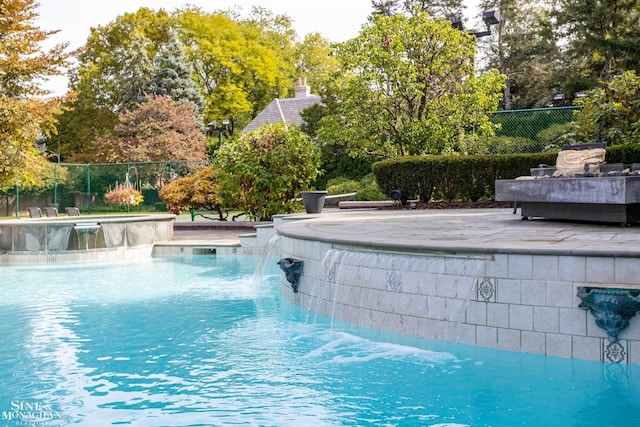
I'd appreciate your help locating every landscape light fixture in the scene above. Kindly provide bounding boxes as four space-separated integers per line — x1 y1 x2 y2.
552 93 565 106
474 10 501 37
207 119 232 145
450 16 464 31
390 189 407 205
450 10 500 38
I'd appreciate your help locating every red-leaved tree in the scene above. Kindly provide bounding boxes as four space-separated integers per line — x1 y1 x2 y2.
94 94 207 162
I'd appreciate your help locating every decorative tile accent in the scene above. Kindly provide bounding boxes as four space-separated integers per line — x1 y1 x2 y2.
326 264 335 282
603 339 628 364
386 270 402 292
47 254 56 263
243 247 252 256
476 277 497 302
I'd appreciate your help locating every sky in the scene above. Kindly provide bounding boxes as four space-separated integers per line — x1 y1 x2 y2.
35 0 373 95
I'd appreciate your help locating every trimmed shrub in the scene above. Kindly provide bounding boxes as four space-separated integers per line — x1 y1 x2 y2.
372 152 557 202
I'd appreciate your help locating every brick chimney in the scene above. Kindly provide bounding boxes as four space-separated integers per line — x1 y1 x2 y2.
294 77 311 98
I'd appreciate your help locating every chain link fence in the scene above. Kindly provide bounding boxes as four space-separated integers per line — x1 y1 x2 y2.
1 160 211 218
486 106 580 154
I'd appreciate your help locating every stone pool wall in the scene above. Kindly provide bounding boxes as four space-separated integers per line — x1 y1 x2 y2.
278 235 640 364
0 214 174 264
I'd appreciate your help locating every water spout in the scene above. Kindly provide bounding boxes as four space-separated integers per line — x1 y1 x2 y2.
72 222 101 250
577 287 640 343
277 257 304 293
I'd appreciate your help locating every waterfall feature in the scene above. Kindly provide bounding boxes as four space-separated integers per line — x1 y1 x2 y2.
296 246 485 342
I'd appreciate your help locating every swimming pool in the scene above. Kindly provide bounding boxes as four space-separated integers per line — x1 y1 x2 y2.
1 256 639 426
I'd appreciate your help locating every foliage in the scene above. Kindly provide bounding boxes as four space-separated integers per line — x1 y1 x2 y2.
485 136 537 154
177 6 298 127
104 182 144 206
0 0 73 190
479 0 560 110
70 8 173 111
54 8 174 159
327 174 386 201
215 122 321 221
54 100 119 162
145 34 205 116
536 122 575 149
94 95 207 162
294 32 340 96
373 144 640 203
371 0 463 19
570 71 640 145
117 32 154 113
326 177 359 195
299 85 380 189
491 108 577 142
158 166 226 219
32 163 70 193
372 152 558 202
553 0 640 90
603 142 640 164
317 11 505 158
317 155 379 190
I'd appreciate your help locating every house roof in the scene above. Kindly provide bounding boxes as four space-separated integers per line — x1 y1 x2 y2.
242 95 321 132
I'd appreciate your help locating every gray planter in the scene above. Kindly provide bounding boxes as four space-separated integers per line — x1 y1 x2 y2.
301 191 327 214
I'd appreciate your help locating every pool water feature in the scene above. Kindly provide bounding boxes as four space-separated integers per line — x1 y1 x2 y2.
0 214 174 264
1 256 640 426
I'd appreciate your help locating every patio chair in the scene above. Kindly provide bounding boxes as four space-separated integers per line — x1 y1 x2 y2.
65 207 81 216
44 207 58 217
27 207 42 218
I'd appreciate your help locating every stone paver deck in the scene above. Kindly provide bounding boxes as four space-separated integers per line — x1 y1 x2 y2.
274 208 640 257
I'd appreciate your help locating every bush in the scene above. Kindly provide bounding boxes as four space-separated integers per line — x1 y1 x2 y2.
537 123 574 149
327 177 359 195
485 136 538 154
215 123 321 221
572 71 640 146
315 155 378 190
372 152 558 202
327 174 386 201
373 145 640 203
158 166 226 220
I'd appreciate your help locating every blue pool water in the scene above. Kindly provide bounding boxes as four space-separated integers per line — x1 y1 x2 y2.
1 256 639 426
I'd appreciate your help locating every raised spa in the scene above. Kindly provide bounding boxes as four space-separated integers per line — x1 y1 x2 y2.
0 213 174 263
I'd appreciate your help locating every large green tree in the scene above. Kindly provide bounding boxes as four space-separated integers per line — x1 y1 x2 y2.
117 32 154 113
294 32 340 96
94 95 207 163
55 8 174 161
569 70 640 145
554 0 640 94
317 11 504 157
176 6 298 127
479 0 560 109
145 34 204 116
371 0 464 19
0 0 72 189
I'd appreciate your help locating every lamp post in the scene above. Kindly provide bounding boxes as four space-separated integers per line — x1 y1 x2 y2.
207 119 232 146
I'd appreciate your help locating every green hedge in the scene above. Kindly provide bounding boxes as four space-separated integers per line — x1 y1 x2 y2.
372 143 640 202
